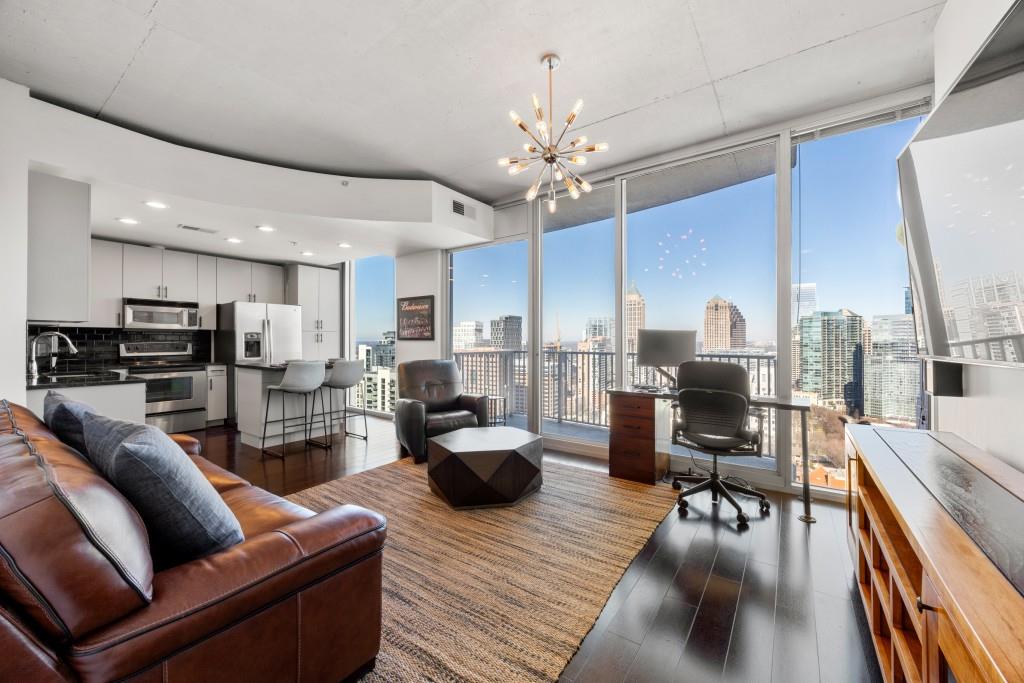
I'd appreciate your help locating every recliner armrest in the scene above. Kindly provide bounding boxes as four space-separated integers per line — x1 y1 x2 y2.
394 398 427 460
458 393 489 427
69 505 386 682
169 433 201 456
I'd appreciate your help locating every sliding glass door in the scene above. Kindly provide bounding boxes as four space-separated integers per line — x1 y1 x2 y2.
623 141 782 480
449 240 528 428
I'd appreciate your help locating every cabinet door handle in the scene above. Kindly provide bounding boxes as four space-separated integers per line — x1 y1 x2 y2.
116 312 121 326
199 315 203 327
209 378 213 390
163 285 168 299
157 285 163 299
916 596 937 613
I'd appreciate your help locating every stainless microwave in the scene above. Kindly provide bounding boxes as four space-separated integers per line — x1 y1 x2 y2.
123 299 200 330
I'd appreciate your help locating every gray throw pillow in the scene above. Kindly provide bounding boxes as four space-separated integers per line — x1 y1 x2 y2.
43 390 95 456
81 413 244 567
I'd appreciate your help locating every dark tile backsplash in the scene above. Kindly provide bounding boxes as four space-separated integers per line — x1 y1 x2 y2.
26 326 213 374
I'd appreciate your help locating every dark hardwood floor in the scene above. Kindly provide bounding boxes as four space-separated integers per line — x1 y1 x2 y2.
189 418 880 682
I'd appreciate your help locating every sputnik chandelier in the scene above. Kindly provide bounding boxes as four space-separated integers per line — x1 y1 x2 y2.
498 53 608 213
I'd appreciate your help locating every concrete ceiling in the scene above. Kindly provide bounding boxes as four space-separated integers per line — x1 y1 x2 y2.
0 0 944 204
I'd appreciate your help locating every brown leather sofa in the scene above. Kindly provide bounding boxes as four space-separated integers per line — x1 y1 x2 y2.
0 400 386 683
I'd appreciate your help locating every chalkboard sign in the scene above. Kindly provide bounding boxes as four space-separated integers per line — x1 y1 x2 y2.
397 295 435 341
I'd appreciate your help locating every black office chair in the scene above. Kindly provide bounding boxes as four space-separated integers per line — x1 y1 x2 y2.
670 360 770 524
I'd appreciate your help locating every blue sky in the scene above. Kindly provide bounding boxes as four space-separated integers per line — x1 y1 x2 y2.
358 117 921 343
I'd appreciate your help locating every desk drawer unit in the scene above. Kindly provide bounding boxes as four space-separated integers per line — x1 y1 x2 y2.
609 393 662 484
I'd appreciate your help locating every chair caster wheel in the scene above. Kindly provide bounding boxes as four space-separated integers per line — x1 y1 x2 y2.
677 497 688 510
672 480 682 490
759 500 771 512
737 512 749 525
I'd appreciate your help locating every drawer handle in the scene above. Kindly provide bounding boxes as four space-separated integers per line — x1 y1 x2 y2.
916 596 937 613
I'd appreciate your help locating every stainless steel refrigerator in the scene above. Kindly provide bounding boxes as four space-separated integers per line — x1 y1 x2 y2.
215 302 303 418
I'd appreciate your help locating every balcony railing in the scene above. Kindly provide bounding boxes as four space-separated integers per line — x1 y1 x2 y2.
454 349 777 447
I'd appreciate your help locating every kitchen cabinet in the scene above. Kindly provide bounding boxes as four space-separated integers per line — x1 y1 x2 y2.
162 250 198 302
122 244 166 300
217 257 284 304
288 265 341 360
89 240 124 327
123 245 197 301
207 365 227 423
28 172 91 323
251 262 285 304
197 254 217 329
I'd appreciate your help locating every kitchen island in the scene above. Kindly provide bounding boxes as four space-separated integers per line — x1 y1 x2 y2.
25 372 147 423
234 362 341 448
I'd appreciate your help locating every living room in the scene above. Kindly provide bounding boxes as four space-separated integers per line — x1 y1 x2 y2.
3 1 1024 681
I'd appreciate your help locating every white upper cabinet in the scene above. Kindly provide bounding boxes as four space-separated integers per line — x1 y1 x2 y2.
27 173 92 322
291 265 320 331
318 268 341 332
251 262 285 304
216 258 253 304
122 244 165 300
89 240 123 328
197 254 217 329
162 250 198 302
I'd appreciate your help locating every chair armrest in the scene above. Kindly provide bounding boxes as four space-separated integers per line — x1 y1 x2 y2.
69 505 386 682
458 393 489 427
394 398 426 459
168 434 201 456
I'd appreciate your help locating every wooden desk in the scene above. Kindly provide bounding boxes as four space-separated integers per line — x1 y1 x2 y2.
607 387 814 520
846 425 1024 682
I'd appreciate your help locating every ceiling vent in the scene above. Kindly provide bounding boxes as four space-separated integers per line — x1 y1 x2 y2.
452 199 476 220
178 223 219 234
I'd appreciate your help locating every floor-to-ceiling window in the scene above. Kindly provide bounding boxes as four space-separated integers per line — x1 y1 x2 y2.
351 255 397 413
449 240 528 426
542 185 616 445
624 141 780 475
791 115 924 490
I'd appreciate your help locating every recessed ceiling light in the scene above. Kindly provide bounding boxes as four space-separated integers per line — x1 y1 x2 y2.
144 200 168 209
226 237 243 244
256 225 275 232
117 217 139 225
300 251 315 257
338 242 351 248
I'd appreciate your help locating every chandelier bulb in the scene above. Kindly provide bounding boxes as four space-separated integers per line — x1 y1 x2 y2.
523 143 538 153
509 110 523 125
572 99 584 115
568 155 587 166
547 198 557 214
531 94 544 123
554 166 564 181
536 119 548 142
508 163 530 176
570 135 588 147
579 178 593 193
498 157 511 167
595 142 609 152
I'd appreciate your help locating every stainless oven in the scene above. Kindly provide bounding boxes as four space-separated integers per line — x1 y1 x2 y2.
120 342 208 432
123 299 200 330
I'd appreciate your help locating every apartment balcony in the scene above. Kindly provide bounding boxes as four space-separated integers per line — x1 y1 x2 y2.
454 349 779 471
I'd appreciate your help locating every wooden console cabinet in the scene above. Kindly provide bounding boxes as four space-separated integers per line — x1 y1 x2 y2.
846 425 1024 682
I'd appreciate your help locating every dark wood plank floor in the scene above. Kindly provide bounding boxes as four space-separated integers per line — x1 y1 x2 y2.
189 418 880 682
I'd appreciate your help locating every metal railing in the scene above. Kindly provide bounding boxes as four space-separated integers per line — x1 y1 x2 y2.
454 349 777 434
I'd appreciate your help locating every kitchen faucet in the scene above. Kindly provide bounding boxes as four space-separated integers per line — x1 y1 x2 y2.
29 332 79 379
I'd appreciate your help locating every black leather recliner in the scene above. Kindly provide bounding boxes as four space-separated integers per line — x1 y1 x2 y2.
395 359 489 463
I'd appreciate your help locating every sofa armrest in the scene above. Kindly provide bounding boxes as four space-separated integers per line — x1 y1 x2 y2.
169 433 202 456
394 398 426 460
68 505 386 682
458 393 489 427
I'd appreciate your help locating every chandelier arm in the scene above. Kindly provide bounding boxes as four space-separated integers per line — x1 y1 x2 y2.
517 124 546 149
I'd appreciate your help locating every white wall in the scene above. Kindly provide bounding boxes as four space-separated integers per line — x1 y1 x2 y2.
394 249 446 365
0 81 30 404
934 365 1024 470
493 203 529 240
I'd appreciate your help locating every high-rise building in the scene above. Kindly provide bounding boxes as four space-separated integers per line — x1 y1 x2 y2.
865 314 919 424
452 321 483 352
490 315 523 350
791 283 818 326
904 286 913 315
799 309 865 415
703 296 746 351
585 316 615 342
625 282 646 354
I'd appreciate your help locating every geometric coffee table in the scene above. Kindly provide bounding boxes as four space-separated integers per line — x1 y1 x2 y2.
427 427 543 509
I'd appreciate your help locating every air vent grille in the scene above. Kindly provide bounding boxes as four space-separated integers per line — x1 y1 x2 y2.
451 199 476 220
178 224 219 234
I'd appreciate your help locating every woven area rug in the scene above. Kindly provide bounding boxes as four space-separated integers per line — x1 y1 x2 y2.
287 458 676 682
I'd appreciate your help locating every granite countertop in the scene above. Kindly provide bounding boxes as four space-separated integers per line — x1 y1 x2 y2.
26 371 148 390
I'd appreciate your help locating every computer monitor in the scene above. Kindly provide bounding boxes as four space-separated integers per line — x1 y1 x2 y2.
637 329 696 386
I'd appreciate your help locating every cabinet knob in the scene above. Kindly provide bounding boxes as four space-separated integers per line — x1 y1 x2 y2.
916 596 937 613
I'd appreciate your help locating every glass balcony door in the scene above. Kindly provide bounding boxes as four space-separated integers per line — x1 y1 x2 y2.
449 239 528 430
623 140 783 483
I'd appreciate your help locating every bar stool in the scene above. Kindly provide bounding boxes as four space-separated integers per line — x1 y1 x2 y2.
261 360 329 458
319 359 368 443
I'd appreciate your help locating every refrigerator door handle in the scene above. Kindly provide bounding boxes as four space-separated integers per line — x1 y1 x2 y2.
261 318 268 364
267 318 274 364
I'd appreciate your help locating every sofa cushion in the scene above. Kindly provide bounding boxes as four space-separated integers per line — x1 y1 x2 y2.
0 401 153 642
81 413 244 568
424 409 478 437
42 390 95 456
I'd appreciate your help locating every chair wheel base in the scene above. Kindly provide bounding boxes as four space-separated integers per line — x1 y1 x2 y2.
737 512 749 525
671 480 682 490
759 500 771 512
